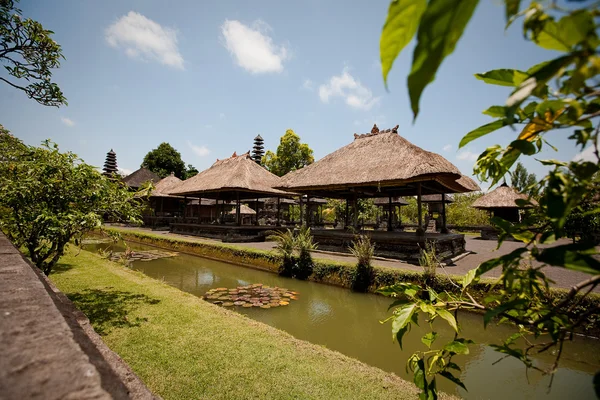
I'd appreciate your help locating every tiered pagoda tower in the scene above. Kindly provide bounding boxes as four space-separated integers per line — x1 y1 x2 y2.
102 149 118 176
252 135 264 164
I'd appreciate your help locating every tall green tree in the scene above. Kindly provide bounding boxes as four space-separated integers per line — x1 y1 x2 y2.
379 0 600 397
262 129 314 176
510 162 537 196
0 127 144 275
184 164 199 179
0 0 66 106
142 143 187 179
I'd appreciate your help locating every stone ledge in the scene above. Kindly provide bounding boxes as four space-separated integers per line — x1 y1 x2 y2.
0 233 158 399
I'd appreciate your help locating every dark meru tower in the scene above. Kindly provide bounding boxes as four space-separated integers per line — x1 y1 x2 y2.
102 149 118 176
252 135 264 164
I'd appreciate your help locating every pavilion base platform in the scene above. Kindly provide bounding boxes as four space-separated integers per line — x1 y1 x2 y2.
170 223 286 243
310 229 466 263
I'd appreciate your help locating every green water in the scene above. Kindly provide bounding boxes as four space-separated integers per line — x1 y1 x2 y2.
87 242 599 399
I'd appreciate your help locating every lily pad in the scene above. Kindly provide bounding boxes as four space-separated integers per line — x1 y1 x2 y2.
222 302 234 307
233 301 245 306
242 303 253 308
260 305 271 309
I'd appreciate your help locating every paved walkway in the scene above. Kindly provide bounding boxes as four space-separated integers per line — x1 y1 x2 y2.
116 227 595 290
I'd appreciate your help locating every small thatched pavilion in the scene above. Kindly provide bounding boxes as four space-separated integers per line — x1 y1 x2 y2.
472 182 534 223
373 196 409 231
168 151 294 229
277 125 480 261
278 125 480 233
148 173 185 216
123 167 161 189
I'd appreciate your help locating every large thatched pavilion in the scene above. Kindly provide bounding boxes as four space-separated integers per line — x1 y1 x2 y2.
167 152 294 240
277 124 480 261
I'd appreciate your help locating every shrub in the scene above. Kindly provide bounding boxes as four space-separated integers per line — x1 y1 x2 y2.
294 226 317 280
267 229 296 277
349 235 375 292
419 241 439 284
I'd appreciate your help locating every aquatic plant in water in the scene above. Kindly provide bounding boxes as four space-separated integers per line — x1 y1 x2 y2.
202 284 298 309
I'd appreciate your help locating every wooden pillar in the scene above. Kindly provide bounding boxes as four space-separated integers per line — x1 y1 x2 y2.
398 205 402 227
387 196 393 232
236 192 241 226
184 195 187 219
416 183 424 236
306 195 311 227
255 198 259 226
352 195 358 229
344 198 349 229
441 193 448 233
299 197 303 225
197 197 201 224
276 197 281 226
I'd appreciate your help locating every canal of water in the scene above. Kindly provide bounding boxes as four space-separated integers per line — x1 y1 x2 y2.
86 241 599 399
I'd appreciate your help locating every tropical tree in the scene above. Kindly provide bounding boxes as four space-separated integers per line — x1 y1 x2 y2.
379 0 600 397
262 129 314 176
510 162 537 196
0 128 145 275
142 142 187 179
184 164 199 179
446 193 490 226
1 0 66 106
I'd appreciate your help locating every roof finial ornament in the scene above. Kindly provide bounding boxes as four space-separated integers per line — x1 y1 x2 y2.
392 125 399 134
232 151 237 158
371 124 379 134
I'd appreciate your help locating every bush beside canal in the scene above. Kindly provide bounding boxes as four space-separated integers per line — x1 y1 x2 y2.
106 227 600 336
50 247 431 400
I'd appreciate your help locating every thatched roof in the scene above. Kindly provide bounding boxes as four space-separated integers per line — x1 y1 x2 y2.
150 173 184 198
420 194 454 203
187 198 217 206
373 196 409 206
123 167 161 189
168 152 293 200
229 204 256 215
472 183 535 209
278 125 480 197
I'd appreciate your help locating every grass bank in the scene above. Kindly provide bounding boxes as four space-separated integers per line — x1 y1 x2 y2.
50 247 430 400
104 227 600 336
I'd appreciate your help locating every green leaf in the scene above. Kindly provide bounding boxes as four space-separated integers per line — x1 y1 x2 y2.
392 303 417 346
475 69 528 87
459 119 510 148
534 11 594 52
505 0 520 24
439 370 467 391
482 106 507 118
476 248 528 277
436 308 458 332
462 268 477 288
380 0 427 87
421 332 438 348
407 0 479 119
413 358 427 391
483 298 528 327
443 340 470 355
535 244 600 275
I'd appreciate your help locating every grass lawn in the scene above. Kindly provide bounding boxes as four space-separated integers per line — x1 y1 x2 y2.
50 247 432 400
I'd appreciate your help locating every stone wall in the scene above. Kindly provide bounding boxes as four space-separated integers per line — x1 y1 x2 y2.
0 233 157 399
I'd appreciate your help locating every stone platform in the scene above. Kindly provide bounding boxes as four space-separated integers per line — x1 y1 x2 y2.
310 229 466 263
170 223 287 243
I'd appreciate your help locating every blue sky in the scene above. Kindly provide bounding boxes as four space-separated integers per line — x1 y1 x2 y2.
0 0 590 188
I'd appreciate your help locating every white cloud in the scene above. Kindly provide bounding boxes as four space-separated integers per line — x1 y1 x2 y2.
60 117 75 127
456 148 478 161
302 79 314 91
105 11 184 69
572 146 598 162
118 167 133 176
318 68 380 110
443 144 452 152
221 19 289 74
219 113 225 119
188 141 210 157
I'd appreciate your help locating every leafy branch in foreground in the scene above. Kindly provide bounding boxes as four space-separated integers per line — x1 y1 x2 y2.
0 0 66 106
380 0 600 398
0 128 146 274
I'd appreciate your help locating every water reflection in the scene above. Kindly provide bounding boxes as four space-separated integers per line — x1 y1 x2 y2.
85 242 600 399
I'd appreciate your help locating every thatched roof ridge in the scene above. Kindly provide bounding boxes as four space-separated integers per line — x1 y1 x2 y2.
229 204 256 215
123 167 161 189
168 152 292 199
472 183 535 209
278 128 475 195
373 196 409 206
